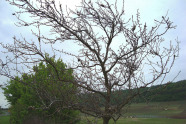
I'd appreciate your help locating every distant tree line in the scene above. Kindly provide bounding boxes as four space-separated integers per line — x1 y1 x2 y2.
82 80 186 106
136 80 186 102
0 106 2 115
110 80 186 104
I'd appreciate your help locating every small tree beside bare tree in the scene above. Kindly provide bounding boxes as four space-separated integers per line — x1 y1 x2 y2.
0 0 179 123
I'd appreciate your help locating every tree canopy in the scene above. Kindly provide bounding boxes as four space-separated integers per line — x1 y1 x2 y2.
3 56 80 124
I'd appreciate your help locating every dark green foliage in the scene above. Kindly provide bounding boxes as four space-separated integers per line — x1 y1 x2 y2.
108 80 186 104
3 56 80 124
133 80 186 103
0 107 2 115
81 80 186 107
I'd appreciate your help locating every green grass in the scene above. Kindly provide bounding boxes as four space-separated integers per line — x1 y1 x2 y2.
80 118 186 124
122 100 186 117
0 116 10 124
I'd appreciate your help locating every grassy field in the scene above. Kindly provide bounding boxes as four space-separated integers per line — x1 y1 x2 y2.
122 100 186 118
80 118 186 124
0 116 10 124
1 100 186 124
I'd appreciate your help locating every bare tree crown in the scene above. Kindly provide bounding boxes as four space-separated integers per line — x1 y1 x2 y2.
0 0 179 123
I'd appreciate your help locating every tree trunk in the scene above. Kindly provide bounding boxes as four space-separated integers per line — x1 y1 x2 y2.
103 117 111 124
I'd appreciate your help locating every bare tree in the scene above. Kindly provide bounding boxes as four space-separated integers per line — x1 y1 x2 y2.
0 0 179 123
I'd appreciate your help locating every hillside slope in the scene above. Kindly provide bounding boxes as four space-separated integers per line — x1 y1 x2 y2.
136 80 186 102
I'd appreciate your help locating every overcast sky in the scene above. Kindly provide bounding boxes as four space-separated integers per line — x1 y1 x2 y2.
0 0 186 108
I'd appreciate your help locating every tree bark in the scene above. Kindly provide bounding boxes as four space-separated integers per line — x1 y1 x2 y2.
103 117 111 124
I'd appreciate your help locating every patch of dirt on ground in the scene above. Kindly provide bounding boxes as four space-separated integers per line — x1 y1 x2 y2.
170 115 186 119
170 109 186 119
